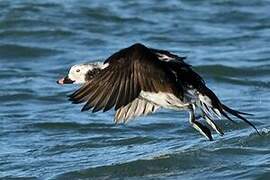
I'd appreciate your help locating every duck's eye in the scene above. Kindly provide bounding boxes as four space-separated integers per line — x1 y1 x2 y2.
76 69 80 72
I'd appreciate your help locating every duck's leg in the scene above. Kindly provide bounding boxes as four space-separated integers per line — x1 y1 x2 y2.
202 112 224 136
194 114 223 136
188 104 213 141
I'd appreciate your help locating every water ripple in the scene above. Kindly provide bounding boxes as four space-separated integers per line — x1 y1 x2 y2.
1 0 270 179
0 44 60 59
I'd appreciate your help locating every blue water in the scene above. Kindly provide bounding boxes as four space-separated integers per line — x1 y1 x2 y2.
1 0 270 179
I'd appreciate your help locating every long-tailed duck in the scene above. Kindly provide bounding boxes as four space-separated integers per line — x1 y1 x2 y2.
57 43 260 140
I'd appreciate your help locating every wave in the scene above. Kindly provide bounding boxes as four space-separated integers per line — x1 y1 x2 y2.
0 29 75 39
78 7 154 24
52 141 269 179
195 64 270 77
194 64 270 88
0 44 61 59
32 122 112 130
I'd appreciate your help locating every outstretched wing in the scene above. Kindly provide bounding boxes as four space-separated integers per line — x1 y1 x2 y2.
68 43 182 112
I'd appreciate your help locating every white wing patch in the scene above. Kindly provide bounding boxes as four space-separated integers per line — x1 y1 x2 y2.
114 98 159 123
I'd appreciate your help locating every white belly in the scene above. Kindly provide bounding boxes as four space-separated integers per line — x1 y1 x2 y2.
139 91 189 110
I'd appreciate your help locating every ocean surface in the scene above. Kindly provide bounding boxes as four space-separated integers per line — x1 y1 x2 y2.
1 0 270 179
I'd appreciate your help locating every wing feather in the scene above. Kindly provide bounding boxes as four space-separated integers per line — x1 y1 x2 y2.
114 98 159 123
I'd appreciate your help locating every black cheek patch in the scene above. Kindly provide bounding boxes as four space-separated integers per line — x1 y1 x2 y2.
85 68 101 81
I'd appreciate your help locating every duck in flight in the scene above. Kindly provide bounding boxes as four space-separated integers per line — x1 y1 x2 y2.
57 43 260 141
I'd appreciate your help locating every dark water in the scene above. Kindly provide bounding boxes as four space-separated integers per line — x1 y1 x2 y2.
1 0 270 179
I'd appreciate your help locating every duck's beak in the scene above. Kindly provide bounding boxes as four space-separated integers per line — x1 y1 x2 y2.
57 76 75 85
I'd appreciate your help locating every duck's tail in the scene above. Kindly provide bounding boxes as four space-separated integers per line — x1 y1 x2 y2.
197 85 260 135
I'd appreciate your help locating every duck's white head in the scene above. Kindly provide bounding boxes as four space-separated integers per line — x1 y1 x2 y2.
57 62 108 85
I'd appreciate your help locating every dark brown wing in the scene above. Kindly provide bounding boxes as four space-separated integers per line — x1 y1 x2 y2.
68 43 183 112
